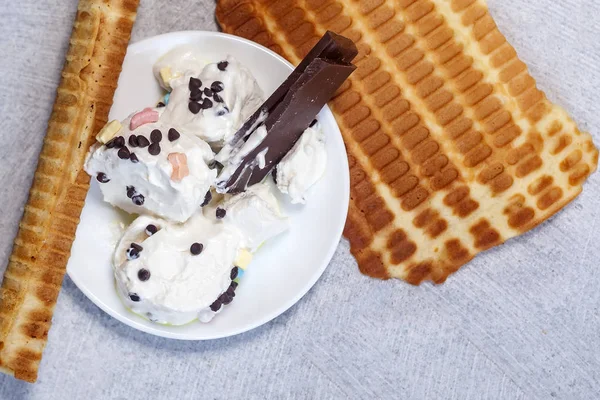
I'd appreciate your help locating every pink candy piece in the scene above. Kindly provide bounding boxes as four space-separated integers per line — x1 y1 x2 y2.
130 108 159 130
168 152 189 182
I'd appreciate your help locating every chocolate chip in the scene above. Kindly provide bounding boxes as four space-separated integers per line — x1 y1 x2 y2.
129 153 139 163
150 129 162 143
138 268 151 282
217 61 228 71
96 172 110 183
272 167 278 184
218 293 228 304
106 137 118 148
216 207 226 219
226 286 235 297
118 147 130 160
190 242 204 255
168 128 180 142
148 142 161 156
126 243 142 260
156 101 166 108
201 98 213 109
222 295 233 305
231 281 238 290
115 136 125 148
201 190 212 207
137 135 150 147
128 135 139 147
211 81 224 92
126 185 135 198
213 93 223 103
210 299 222 312
190 87 203 101
188 101 201 114
309 119 318 127
129 293 141 302
203 87 213 97
145 224 158 236
230 267 238 280
132 194 145 206
189 77 202 90
131 243 143 251
216 108 227 116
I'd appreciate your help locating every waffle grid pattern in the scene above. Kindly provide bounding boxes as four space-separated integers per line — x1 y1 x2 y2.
217 0 598 284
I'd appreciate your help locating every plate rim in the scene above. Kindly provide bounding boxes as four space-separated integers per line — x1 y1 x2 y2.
67 30 350 340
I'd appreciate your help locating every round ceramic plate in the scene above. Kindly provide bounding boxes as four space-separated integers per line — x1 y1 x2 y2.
66 31 350 340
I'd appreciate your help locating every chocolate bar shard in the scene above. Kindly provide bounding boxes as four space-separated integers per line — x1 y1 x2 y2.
216 31 357 193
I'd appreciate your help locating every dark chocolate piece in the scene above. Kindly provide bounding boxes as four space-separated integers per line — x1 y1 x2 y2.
137 135 150 147
224 32 356 150
117 147 130 160
190 243 204 255
168 128 180 142
96 172 110 183
216 31 356 193
211 81 224 92
189 77 202 90
201 190 212 207
150 129 162 143
188 101 201 114
148 142 161 156
138 268 151 281
128 135 139 147
145 224 158 236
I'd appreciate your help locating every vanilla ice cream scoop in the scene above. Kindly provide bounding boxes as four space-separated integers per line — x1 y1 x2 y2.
216 182 289 251
275 121 327 204
113 214 245 325
159 55 264 145
84 109 216 223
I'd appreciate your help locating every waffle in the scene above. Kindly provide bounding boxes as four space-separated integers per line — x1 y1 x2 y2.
0 0 139 382
216 0 598 284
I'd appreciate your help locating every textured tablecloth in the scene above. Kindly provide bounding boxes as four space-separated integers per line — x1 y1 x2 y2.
1 1 599 399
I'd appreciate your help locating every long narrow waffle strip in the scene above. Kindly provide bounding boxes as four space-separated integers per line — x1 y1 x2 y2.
216 0 598 284
0 0 139 382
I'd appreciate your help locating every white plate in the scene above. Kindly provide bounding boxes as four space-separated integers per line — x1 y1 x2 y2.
66 31 350 340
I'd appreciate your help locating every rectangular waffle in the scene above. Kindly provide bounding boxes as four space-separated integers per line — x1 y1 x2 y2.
216 0 598 284
0 0 139 382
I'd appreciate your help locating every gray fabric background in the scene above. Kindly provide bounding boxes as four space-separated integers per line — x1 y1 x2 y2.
1 0 599 399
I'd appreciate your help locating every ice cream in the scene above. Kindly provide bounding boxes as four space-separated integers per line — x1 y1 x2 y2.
275 121 327 204
158 53 264 145
113 214 245 325
217 182 289 251
85 41 338 325
84 109 216 223
113 183 287 325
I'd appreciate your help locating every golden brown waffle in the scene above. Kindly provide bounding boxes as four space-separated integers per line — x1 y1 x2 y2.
0 0 139 382
216 0 598 284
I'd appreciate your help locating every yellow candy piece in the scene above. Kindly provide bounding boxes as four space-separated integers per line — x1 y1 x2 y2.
95 120 122 144
234 249 252 270
159 67 173 87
